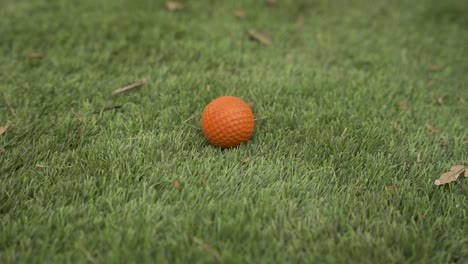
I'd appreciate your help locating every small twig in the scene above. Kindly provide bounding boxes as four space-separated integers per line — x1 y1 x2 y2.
111 79 147 96
79 245 98 264
192 237 222 261
3 93 16 117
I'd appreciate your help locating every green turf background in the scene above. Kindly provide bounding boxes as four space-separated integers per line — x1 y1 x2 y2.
1 0 467 263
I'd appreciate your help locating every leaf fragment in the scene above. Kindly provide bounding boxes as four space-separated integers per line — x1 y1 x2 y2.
201 176 207 187
234 10 246 18
434 165 467 186
354 185 362 192
174 179 183 190
0 123 11 136
72 109 85 121
399 100 409 112
29 53 42 59
437 96 446 105
248 30 272 45
166 1 184 11
425 124 439 133
430 65 441 71
386 186 398 192
246 101 254 108
241 151 252 163
417 150 423 163
265 0 277 5
390 120 401 131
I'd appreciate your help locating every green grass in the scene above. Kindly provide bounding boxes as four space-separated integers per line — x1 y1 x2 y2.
1 0 467 263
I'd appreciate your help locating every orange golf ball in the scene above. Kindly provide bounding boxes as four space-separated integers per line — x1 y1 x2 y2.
201 96 255 148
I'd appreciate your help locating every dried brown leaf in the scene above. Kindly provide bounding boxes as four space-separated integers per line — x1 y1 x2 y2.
248 30 272 46
201 176 207 188
234 10 246 18
29 53 42 59
166 1 184 11
430 65 441 71
286 54 293 62
76 126 82 136
174 179 183 190
0 123 11 136
72 109 85 121
425 124 439 133
112 79 146 96
241 151 252 163
464 140 468 145
440 141 448 147
354 185 362 192
246 101 254 108
265 0 277 5
386 186 398 192
437 96 446 105
434 165 467 186
399 100 409 112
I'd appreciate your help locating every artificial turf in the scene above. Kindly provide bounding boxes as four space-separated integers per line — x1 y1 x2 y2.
0 0 467 263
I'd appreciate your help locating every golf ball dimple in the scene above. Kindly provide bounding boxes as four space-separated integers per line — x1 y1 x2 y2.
201 96 255 148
